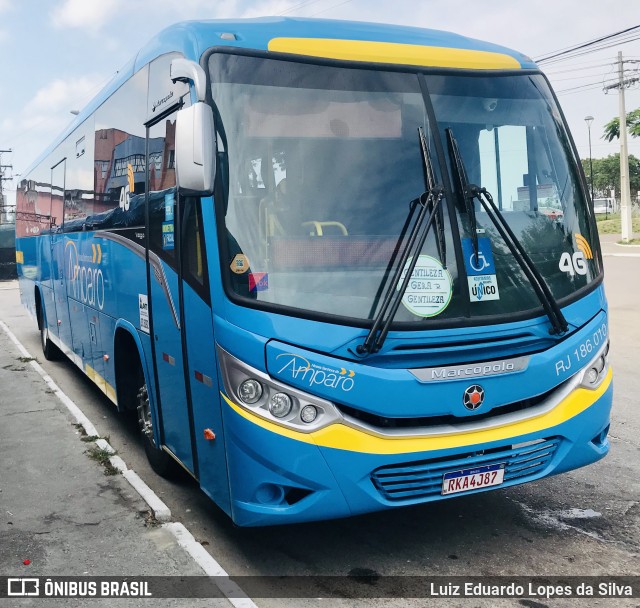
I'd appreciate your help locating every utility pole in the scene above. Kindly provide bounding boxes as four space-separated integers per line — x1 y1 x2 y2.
603 53 638 242
0 149 14 225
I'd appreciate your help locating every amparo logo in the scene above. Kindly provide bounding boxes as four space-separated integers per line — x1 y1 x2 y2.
276 353 355 392
65 240 105 310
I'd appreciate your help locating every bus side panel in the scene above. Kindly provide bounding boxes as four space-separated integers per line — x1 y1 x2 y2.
17 235 57 333
98 233 150 406
97 311 117 403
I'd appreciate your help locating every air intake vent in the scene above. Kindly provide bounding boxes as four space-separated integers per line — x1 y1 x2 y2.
371 437 560 502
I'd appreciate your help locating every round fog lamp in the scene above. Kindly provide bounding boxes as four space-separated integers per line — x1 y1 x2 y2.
596 355 606 373
300 405 318 423
586 367 599 385
269 393 292 418
239 379 262 404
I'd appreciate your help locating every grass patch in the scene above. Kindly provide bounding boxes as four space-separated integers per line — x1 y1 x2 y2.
86 445 119 476
17 356 36 363
141 510 160 528
617 238 640 245
596 214 640 235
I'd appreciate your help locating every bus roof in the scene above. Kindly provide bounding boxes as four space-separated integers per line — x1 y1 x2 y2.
22 17 537 176
135 17 536 71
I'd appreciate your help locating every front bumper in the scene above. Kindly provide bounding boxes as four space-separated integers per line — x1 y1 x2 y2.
221 371 612 526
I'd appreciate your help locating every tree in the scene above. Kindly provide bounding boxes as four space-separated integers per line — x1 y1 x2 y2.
580 153 640 197
602 108 640 142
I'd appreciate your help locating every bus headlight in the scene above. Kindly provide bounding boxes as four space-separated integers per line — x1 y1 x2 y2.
269 393 292 418
239 379 263 404
300 405 318 423
217 346 343 433
585 367 599 385
578 341 610 390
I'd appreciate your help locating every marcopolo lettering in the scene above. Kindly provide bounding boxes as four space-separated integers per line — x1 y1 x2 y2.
433 361 513 379
410 356 530 383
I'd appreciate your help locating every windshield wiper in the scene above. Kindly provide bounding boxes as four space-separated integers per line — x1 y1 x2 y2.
419 127 447 267
358 127 445 355
445 128 569 336
446 130 479 264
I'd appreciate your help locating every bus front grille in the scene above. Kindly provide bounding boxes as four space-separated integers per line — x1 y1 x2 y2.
371 437 561 502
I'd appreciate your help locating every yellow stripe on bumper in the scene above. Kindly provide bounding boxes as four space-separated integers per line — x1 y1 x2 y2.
267 38 522 70
222 368 612 455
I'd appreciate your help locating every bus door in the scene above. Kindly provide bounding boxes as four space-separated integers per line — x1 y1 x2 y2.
174 196 229 509
50 159 73 352
145 116 226 498
144 103 201 475
144 62 227 501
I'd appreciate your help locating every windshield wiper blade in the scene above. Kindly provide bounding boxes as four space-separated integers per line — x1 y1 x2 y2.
477 188 568 335
446 129 479 265
446 129 569 336
358 127 445 355
419 127 446 268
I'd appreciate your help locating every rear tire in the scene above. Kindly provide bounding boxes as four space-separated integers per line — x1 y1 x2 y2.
136 375 180 479
38 304 59 361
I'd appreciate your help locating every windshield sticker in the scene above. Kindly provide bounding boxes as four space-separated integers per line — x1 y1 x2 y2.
462 238 500 302
162 221 174 250
574 233 593 259
230 253 249 274
398 255 452 317
164 192 175 222
276 353 356 392
559 252 587 276
249 272 269 292
468 275 500 301
462 237 495 275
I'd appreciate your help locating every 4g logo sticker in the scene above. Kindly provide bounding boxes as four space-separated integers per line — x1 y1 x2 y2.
559 234 593 277
119 163 135 211
559 251 587 276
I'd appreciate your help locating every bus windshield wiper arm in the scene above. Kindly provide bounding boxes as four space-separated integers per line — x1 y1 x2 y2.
358 127 445 355
446 128 569 336
419 126 447 268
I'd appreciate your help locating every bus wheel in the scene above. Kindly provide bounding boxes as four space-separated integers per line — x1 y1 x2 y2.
38 306 59 361
136 381 180 479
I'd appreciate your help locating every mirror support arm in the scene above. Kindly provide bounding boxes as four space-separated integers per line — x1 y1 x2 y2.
170 58 207 103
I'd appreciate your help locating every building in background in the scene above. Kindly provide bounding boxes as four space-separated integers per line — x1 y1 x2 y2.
0 154 17 280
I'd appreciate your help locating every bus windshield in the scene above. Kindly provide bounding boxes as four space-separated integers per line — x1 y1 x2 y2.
210 53 600 326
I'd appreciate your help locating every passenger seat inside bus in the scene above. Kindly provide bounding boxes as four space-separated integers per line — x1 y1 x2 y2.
260 178 348 238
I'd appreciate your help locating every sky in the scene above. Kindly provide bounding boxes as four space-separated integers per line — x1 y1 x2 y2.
0 0 639 208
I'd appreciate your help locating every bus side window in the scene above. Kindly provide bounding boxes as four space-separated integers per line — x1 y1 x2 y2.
91 66 148 231
182 198 205 287
147 109 180 267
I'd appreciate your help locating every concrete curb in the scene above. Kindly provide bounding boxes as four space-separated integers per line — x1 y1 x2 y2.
0 317 260 608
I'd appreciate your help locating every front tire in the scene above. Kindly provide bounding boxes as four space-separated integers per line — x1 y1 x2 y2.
136 379 180 479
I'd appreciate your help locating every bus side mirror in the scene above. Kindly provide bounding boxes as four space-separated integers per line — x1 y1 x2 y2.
175 102 216 195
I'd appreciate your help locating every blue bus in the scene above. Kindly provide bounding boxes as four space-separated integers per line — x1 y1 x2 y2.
16 18 612 526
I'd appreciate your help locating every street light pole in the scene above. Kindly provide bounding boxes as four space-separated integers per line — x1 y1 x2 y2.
584 115 595 214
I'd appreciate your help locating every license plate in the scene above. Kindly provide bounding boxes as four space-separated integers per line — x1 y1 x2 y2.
442 462 505 495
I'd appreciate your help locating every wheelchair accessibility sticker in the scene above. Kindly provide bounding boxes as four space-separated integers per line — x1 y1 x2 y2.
462 237 500 302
